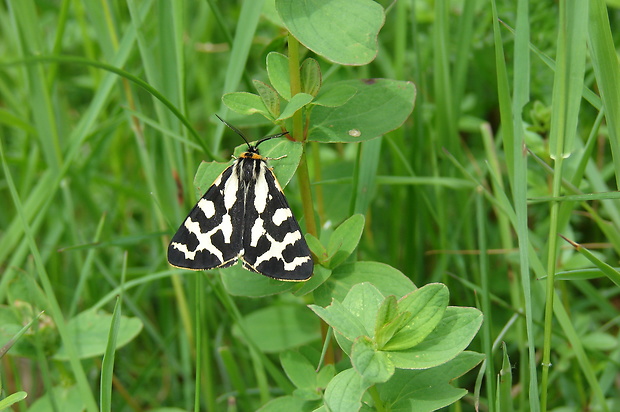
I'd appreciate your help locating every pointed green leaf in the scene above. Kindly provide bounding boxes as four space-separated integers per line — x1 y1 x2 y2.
254 79 280 118
277 93 314 121
308 299 367 342
300 58 321 97
385 307 483 369
374 295 399 333
374 293 415 349
0 392 27 409
496 342 514 412
222 92 273 120
375 309 413 350
280 351 317 389
326 214 365 269
382 283 449 351
266 52 291 100
305 232 327 263
562 237 620 288
317 364 336 388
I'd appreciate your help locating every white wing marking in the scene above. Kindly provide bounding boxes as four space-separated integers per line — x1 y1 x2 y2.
272 208 292 226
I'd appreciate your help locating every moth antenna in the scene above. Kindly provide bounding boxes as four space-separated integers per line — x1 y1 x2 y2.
255 130 290 148
215 114 251 148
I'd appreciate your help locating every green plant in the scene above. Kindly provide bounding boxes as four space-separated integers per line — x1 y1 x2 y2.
208 1 483 409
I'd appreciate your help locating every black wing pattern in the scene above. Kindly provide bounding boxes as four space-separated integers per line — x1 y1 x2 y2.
240 161 313 281
168 164 244 270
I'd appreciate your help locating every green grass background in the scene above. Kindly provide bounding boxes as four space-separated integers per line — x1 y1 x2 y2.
1 0 620 411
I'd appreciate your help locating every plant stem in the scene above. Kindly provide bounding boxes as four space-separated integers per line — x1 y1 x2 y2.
288 33 318 236
297 151 318 236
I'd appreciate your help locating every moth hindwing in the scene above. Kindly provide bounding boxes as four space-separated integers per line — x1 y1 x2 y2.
168 122 313 281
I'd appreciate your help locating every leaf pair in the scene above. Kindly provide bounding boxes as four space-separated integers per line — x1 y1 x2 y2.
223 52 356 124
310 282 482 380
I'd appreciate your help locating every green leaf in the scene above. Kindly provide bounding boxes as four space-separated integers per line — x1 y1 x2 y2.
326 214 365 269
308 298 367 342
266 52 291 100
258 395 319 412
313 84 357 107
313 261 416 307
382 283 450 351
323 368 372 412
0 392 27 409
28 385 85 412
376 352 484 412
276 0 385 65
374 296 412 350
234 305 321 353
54 310 142 360
375 311 412 350
294 264 332 297
0 108 36 134
374 295 399 332
221 263 295 297
332 282 386 355
243 137 304 187
100 297 122 412
385 307 483 369
497 343 514 412
292 388 322 401
277 92 314 121
351 336 394 383
253 79 280 118
561 236 620 288
222 92 273 120
316 363 336 388
581 331 618 351
309 79 416 142
300 58 321 97
341 282 385 337
305 232 327 263
280 351 318 389
192 161 229 199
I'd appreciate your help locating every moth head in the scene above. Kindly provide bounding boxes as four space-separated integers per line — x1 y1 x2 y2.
215 114 289 153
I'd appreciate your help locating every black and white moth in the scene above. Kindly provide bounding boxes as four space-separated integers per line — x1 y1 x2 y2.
167 117 313 281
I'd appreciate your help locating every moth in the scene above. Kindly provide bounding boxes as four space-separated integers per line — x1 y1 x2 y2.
167 116 313 281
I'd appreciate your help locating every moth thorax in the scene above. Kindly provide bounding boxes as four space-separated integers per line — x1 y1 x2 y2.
238 157 263 184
